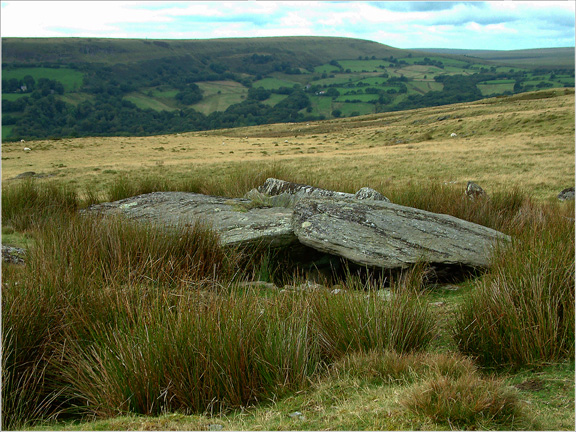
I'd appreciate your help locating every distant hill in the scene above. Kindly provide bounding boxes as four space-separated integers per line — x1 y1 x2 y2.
414 47 575 69
1 36 409 67
2 36 574 141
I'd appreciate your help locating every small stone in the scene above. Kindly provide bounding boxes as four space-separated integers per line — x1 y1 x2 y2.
237 281 278 290
354 187 390 202
295 281 324 291
558 187 575 201
2 245 26 265
430 301 446 307
288 411 305 420
376 290 392 300
466 181 486 199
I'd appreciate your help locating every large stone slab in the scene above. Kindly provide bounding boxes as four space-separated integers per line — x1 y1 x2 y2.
83 192 296 248
292 198 510 269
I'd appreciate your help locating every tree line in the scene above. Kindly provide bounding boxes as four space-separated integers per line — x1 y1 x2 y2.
4 89 324 140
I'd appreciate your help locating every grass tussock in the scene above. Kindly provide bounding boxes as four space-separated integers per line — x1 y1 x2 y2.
454 205 575 367
331 350 529 429
27 213 238 291
329 349 478 386
2 179 79 231
58 291 320 417
311 290 436 361
401 371 525 429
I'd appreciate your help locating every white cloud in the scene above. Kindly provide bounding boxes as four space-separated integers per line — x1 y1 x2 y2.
0 1 573 50
1 1 172 37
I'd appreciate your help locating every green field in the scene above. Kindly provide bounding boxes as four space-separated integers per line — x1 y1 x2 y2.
336 93 379 103
251 77 299 90
338 59 388 72
124 93 179 111
408 80 444 94
2 67 84 92
262 93 289 106
192 81 248 114
58 93 94 106
308 95 334 117
1 93 28 101
2 125 14 141
477 79 516 95
333 101 375 116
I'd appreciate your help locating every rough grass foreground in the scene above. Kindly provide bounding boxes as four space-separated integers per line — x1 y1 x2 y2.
1 177 574 430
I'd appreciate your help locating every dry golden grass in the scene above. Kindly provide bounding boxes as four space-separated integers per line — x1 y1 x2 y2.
2 89 574 201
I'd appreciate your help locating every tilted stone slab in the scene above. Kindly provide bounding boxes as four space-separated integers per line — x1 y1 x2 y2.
246 178 390 208
256 177 356 200
292 198 510 269
82 192 297 248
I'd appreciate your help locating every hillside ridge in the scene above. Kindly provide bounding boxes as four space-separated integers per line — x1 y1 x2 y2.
1 36 407 65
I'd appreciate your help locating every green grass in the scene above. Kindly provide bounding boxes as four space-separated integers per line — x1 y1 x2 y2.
252 77 299 90
2 67 85 92
124 93 178 111
2 93 29 101
261 93 289 106
2 125 15 140
504 360 575 430
338 59 389 72
193 81 248 114
57 93 94 106
308 95 334 118
333 101 375 116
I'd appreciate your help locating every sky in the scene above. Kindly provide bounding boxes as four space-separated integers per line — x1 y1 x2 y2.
1 1 574 51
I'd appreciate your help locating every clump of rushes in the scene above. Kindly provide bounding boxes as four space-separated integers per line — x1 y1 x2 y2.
27 213 238 291
453 205 575 367
58 290 321 417
329 350 477 385
1 275 66 430
1 214 243 427
311 289 436 361
1 179 78 230
58 286 438 419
